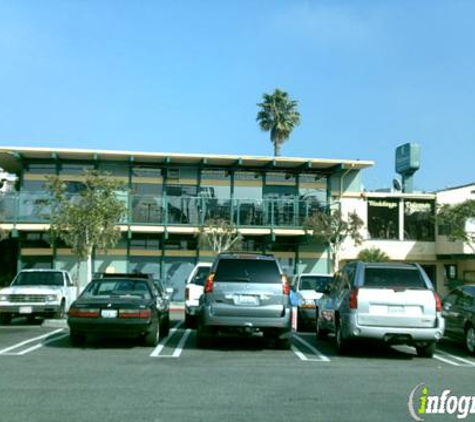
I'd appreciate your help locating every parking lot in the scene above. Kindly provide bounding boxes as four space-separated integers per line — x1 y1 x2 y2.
1 316 475 422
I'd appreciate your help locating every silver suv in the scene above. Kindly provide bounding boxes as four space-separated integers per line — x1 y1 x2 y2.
196 253 292 349
316 262 445 357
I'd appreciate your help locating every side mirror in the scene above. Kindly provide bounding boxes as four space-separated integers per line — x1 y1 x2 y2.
165 287 174 299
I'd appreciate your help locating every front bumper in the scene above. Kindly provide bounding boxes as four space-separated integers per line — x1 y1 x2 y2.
341 313 445 343
0 304 61 316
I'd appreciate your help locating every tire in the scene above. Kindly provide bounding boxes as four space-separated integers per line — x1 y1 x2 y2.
196 327 211 348
144 322 160 347
0 313 12 325
276 337 292 350
335 320 349 355
184 313 196 329
54 300 66 319
70 331 86 347
416 341 436 358
315 316 328 341
161 315 170 338
465 325 475 355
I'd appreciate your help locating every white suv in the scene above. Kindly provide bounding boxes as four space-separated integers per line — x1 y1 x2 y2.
184 263 212 328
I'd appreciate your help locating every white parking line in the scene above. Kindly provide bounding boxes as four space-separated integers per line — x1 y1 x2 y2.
434 354 461 367
0 329 65 356
172 329 192 357
435 351 475 367
292 334 331 362
16 333 70 355
150 322 186 358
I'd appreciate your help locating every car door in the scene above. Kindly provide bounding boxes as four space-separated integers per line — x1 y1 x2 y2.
443 289 463 338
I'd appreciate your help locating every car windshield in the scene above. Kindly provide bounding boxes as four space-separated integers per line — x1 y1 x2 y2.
214 259 281 283
364 267 427 289
192 266 211 286
299 276 333 292
12 272 64 287
80 279 152 300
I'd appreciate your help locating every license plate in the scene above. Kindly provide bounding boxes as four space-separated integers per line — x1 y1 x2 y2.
389 306 404 314
101 309 118 318
236 295 259 306
19 306 33 314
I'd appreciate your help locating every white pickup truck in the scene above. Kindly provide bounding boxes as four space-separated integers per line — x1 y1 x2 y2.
0 269 77 324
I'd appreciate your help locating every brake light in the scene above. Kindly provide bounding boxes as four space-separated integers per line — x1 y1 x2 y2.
434 292 442 312
282 275 290 295
204 273 215 294
68 307 100 318
349 288 359 309
119 309 152 319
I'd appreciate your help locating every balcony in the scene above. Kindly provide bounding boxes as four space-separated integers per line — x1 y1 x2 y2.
0 192 324 229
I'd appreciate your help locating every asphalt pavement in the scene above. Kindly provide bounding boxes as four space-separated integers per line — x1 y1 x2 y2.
0 316 473 422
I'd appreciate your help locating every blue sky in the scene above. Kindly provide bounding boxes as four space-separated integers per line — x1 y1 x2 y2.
0 0 474 192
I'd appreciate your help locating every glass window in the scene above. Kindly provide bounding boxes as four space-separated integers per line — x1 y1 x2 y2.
367 199 399 240
363 267 427 289
298 174 327 223
200 170 231 221
12 271 63 287
214 259 281 283
165 185 199 225
60 163 94 175
299 275 333 292
233 171 263 226
81 279 151 300
190 266 211 286
26 163 56 174
404 200 435 241
97 163 128 177
22 180 46 192
130 234 160 250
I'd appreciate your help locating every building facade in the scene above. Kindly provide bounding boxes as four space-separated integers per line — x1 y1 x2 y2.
0 146 473 299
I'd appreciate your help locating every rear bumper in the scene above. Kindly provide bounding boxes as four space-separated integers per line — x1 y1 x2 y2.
68 318 153 337
297 307 316 326
341 313 445 343
200 305 292 331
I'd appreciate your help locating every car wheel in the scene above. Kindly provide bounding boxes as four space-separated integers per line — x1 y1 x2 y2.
184 313 195 329
335 321 349 355
276 337 292 350
315 315 328 340
465 325 475 355
0 313 12 325
416 341 436 358
144 322 160 347
70 331 86 347
54 301 66 319
161 315 170 338
196 326 211 348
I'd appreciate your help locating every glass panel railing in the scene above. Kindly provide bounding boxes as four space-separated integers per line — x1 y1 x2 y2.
0 192 326 228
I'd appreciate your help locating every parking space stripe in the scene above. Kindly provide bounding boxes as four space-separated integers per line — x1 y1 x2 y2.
16 333 70 355
291 345 309 361
150 322 184 358
436 351 475 367
0 329 65 355
434 354 462 366
171 329 192 357
293 334 331 362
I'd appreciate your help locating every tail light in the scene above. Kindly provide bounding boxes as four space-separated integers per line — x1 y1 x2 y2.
119 309 152 319
204 273 215 294
434 292 442 312
68 307 100 318
282 275 290 296
349 288 359 309
185 286 190 300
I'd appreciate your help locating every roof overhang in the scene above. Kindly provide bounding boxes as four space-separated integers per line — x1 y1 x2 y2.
0 146 374 174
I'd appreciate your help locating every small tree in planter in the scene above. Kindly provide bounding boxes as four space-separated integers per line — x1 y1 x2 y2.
357 247 390 262
305 208 363 272
43 170 127 288
198 218 242 253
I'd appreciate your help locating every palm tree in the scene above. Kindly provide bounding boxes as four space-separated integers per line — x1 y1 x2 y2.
357 247 390 263
256 89 301 156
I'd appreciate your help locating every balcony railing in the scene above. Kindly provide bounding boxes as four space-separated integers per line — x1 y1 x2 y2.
0 192 325 228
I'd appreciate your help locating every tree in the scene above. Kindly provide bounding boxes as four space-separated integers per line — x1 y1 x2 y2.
357 247 389 262
305 208 363 272
256 88 301 156
198 218 242 253
437 199 475 254
43 170 127 286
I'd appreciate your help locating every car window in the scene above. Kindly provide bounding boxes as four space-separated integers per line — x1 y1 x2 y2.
214 259 281 283
363 267 427 289
457 291 474 308
443 291 461 306
299 276 333 292
191 266 211 286
81 279 152 300
12 272 64 287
